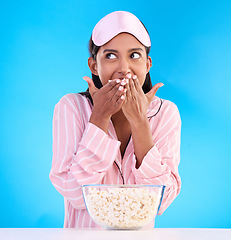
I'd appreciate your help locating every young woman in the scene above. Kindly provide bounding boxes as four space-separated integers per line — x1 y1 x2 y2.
50 11 181 228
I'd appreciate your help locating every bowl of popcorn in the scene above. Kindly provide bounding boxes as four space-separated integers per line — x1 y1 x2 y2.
81 184 165 230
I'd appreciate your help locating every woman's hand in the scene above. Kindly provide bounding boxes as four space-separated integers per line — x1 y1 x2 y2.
83 76 127 133
122 74 163 125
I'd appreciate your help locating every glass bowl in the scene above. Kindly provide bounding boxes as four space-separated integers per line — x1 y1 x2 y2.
81 184 165 230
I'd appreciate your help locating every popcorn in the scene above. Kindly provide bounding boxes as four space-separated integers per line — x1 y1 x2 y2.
85 187 161 229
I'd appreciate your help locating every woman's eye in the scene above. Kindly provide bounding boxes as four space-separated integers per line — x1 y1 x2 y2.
106 53 117 59
130 52 140 59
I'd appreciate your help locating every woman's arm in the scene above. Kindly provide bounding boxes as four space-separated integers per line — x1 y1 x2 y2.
130 117 154 168
131 101 181 214
122 75 163 167
49 94 121 208
122 75 181 214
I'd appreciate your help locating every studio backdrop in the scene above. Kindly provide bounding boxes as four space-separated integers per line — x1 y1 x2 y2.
0 0 231 228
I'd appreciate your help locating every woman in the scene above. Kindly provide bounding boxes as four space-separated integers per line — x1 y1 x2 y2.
50 11 181 228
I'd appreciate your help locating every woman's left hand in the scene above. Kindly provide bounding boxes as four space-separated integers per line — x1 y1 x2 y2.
122 74 163 125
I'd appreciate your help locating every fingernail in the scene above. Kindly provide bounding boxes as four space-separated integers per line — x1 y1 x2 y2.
126 73 132 78
124 88 127 93
116 79 121 83
126 78 129 84
121 81 126 86
121 95 125 100
108 80 112 82
132 75 137 80
160 83 164 87
119 86 123 91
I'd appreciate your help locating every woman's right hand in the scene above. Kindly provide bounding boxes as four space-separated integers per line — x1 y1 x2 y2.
83 76 127 132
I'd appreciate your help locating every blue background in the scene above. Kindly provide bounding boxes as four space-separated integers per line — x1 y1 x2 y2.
1 0 231 228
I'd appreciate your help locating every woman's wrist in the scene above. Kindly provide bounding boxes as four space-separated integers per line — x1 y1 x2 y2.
129 114 149 130
90 110 111 133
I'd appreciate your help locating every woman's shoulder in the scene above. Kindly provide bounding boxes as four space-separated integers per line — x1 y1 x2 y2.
161 98 179 112
148 96 180 118
55 93 92 112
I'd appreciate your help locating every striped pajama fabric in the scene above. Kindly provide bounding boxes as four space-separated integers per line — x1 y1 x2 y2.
49 93 181 228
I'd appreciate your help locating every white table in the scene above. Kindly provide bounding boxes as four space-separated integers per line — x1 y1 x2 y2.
0 228 230 240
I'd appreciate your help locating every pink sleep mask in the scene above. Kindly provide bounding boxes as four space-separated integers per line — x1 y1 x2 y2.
92 11 151 47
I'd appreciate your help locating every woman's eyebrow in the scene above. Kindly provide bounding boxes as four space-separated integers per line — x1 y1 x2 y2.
103 48 144 53
129 48 144 52
103 49 118 53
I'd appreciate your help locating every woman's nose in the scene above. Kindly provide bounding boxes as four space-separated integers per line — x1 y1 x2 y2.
118 58 131 76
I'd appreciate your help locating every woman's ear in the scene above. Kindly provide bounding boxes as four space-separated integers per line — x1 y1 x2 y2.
146 56 152 73
88 57 99 76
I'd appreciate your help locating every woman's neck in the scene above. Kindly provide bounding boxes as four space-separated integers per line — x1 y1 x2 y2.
111 110 128 126
111 110 131 158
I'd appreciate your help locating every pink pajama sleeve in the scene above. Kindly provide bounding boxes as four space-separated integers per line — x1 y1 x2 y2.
49 100 121 209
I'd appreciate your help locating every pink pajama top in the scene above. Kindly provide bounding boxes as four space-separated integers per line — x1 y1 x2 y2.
49 93 181 228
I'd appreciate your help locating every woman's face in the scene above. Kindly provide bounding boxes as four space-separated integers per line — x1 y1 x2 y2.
89 33 152 86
